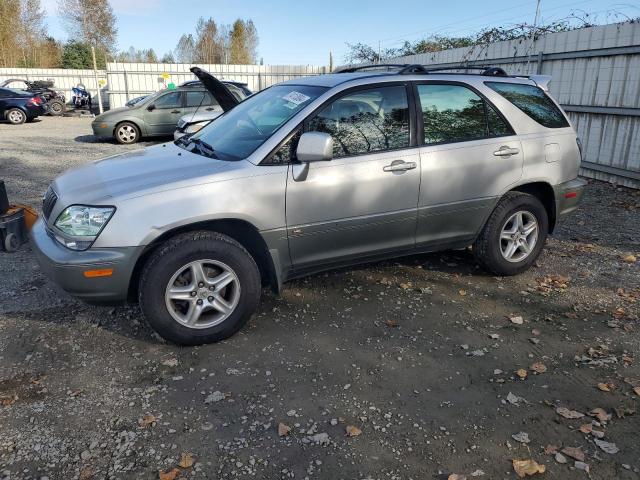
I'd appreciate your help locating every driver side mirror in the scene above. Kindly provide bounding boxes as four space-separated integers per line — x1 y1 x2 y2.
296 132 333 162
147 104 156 111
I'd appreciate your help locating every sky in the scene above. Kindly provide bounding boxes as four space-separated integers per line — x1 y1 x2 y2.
41 0 639 65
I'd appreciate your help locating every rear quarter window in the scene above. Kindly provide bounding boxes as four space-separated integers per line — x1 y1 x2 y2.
485 82 569 129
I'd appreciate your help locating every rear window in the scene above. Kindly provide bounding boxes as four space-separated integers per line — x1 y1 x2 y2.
485 82 569 129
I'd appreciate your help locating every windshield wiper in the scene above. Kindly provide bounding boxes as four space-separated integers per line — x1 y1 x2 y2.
180 137 218 159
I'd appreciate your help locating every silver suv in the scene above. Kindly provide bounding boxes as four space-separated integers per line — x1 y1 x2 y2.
31 65 586 345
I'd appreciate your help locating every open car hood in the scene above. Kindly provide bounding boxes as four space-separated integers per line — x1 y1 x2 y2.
190 67 239 112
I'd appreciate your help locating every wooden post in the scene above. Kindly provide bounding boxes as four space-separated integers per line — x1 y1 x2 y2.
91 45 103 114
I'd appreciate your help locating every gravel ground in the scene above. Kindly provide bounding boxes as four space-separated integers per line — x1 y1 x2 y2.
1 117 639 480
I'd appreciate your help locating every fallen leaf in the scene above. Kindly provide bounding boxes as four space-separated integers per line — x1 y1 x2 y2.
512 431 530 443
488 333 500 339
178 453 194 469
399 282 412 290
579 424 592 434
614 406 635 418
590 408 611 423
448 475 467 480
594 438 619 454
384 319 398 328
509 315 524 325
159 468 180 480
597 382 615 392
512 458 545 478
543 444 558 455
0 395 17 406
575 461 590 473
556 406 584 419
516 369 528 380
561 446 585 462
278 422 291 437
138 414 156 428
634 387 640 397
530 362 547 374
531 328 541 336
612 308 626 319
458 289 467 296
622 254 637 263
345 425 362 437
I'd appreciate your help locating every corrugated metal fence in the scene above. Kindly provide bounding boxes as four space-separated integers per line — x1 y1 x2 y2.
105 63 325 109
389 22 640 188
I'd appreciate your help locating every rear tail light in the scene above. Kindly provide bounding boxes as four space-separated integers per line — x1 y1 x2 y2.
27 97 42 106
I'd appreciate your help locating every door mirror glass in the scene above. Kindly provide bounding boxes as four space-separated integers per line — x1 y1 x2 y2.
296 132 333 162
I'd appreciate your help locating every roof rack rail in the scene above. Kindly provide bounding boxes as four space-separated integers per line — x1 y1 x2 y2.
334 63 510 77
421 65 509 76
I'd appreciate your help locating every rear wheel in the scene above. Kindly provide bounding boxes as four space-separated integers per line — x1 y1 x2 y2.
48 100 65 116
139 231 261 345
473 192 548 275
114 121 140 144
6 108 26 125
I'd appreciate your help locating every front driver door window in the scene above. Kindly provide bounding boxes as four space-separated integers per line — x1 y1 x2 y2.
285 84 421 268
144 91 184 134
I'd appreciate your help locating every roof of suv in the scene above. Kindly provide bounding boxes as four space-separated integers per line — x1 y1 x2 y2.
280 67 539 89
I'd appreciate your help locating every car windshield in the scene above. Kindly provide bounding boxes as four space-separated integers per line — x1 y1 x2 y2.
180 84 328 161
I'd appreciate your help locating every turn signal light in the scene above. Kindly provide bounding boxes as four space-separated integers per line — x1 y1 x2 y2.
83 268 113 278
564 192 577 199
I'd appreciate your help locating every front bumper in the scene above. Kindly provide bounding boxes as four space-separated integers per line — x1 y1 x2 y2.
30 218 143 304
91 121 115 138
554 177 588 221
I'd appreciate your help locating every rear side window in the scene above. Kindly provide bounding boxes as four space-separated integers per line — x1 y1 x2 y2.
417 84 513 144
186 91 218 107
486 82 569 128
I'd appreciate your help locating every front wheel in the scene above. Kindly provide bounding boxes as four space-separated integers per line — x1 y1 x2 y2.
114 121 140 144
139 231 261 345
473 192 548 276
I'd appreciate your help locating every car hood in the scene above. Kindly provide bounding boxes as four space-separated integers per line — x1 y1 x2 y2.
52 142 248 205
190 67 239 111
94 106 132 121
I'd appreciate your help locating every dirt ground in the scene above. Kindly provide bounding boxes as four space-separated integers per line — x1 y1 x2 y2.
1 116 639 480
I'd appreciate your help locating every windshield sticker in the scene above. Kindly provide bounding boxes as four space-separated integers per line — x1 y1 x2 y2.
282 91 310 106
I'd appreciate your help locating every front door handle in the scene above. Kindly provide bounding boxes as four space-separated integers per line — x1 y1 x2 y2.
383 160 417 172
493 146 520 157
171 110 181 114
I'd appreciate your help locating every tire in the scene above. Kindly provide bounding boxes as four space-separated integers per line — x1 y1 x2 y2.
473 192 548 276
114 121 140 144
139 231 261 345
48 100 65 116
4 233 19 252
6 108 26 125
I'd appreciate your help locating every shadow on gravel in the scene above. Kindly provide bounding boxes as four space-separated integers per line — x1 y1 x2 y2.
74 134 107 143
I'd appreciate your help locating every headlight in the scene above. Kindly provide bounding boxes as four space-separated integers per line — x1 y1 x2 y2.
185 121 210 134
54 205 115 250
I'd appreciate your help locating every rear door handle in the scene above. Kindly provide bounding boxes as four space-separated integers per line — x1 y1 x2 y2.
493 146 520 157
383 161 417 172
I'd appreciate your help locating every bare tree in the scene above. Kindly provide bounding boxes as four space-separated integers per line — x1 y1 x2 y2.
0 0 21 67
57 0 117 55
174 34 196 63
195 17 223 63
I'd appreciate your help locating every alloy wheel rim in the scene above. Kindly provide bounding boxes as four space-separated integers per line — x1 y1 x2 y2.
164 259 241 329
499 210 539 263
9 110 24 123
117 125 136 143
